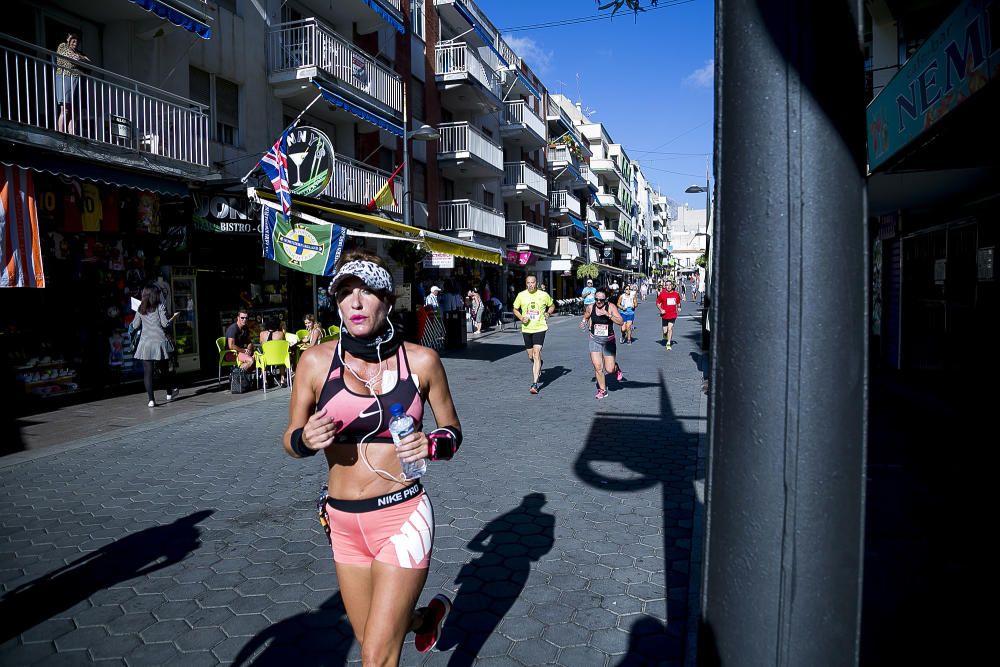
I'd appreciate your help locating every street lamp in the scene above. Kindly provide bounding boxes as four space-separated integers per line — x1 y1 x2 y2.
686 176 712 349
402 122 440 228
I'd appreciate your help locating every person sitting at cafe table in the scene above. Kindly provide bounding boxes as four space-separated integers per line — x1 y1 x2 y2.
225 309 255 371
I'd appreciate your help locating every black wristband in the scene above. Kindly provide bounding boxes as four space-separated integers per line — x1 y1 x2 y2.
290 427 318 458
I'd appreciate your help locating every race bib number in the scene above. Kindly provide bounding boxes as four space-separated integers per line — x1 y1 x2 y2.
666 298 677 306
528 308 540 321
593 324 609 337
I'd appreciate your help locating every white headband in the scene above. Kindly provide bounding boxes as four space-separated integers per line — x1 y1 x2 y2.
329 260 393 295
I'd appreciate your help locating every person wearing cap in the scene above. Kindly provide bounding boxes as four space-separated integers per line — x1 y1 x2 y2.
283 251 462 661
424 285 441 313
581 278 597 309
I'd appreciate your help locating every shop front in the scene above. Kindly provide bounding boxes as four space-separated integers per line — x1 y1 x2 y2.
2 163 193 410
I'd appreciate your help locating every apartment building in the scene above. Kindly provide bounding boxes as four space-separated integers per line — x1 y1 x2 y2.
670 203 708 272
1 0 673 403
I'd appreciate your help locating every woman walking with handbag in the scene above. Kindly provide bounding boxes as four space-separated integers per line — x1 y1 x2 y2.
131 285 180 407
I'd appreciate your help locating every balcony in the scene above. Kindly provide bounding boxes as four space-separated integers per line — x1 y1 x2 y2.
320 152 401 216
267 18 402 118
502 162 547 203
550 190 582 218
439 199 505 238
545 97 574 132
590 156 624 183
506 221 549 251
598 226 630 249
435 42 501 111
0 37 209 169
500 101 546 148
581 164 599 191
555 236 582 260
437 122 503 179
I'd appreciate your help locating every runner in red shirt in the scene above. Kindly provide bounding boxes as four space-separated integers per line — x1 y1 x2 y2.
655 280 682 350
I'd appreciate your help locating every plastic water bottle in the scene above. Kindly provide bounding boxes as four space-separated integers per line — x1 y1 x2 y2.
387 403 426 480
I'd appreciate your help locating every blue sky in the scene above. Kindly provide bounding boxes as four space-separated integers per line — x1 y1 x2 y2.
477 0 714 207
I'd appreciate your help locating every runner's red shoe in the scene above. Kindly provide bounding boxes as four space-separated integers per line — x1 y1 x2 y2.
415 593 452 653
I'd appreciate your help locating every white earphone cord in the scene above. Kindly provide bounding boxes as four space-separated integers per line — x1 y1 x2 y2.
338 306 405 484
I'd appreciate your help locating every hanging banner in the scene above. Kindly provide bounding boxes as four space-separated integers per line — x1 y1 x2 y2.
505 250 534 266
261 206 345 276
0 165 46 288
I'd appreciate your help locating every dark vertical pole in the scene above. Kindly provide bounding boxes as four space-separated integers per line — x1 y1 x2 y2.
700 0 867 665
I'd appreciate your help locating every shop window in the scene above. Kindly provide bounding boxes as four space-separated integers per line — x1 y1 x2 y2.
189 67 241 146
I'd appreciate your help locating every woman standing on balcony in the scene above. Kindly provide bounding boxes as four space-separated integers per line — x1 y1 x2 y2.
55 32 89 134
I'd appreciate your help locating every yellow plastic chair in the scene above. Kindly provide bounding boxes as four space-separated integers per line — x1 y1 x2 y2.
254 340 293 394
295 328 309 342
284 332 300 346
327 324 341 338
216 336 238 385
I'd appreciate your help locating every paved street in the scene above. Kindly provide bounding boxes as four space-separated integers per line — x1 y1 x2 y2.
0 300 708 666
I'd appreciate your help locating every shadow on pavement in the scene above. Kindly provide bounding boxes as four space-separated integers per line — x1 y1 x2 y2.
574 371 698 665
439 343 526 364
0 510 213 643
437 492 555 666
539 364 571 389
232 591 354 666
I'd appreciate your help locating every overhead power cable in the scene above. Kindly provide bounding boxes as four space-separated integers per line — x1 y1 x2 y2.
499 0 694 33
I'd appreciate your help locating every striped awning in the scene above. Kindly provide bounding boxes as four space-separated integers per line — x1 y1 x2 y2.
312 81 405 138
361 0 405 35
254 190 501 265
128 0 212 39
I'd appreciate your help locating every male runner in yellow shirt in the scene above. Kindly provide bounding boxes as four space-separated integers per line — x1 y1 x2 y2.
512 276 555 394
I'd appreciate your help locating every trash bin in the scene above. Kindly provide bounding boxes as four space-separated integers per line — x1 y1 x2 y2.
444 310 467 349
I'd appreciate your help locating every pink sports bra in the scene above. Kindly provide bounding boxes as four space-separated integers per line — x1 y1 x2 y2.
317 343 423 444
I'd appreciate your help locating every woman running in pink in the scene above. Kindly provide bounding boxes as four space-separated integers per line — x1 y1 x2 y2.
283 251 462 664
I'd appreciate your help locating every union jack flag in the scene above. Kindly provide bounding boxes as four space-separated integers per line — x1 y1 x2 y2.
260 129 292 219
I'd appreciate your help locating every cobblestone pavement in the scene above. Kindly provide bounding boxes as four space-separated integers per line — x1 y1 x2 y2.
0 300 708 666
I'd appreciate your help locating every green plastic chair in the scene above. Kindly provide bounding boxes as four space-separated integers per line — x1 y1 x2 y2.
254 340 293 394
295 328 309 342
319 334 338 344
327 324 341 338
216 336 238 385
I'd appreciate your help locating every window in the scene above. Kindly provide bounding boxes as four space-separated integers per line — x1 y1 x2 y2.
410 79 426 122
412 160 427 203
411 0 425 40
215 77 239 146
190 67 241 146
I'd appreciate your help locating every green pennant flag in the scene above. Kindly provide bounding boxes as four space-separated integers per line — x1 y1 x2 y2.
261 206 345 276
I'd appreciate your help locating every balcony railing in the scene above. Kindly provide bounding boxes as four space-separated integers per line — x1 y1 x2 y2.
503 162 547 197
502 101 545 142
506 221 549 249
556 236 582 259
437 122 503 170
581 164 599 190
435 42 501 100
439 199 505 238
587 207 599 224
590 156 624 181
0 36 208 167
320 152 401 215
268 18 402 114
381 0 402 10
550 189 582 216
545 97 574 129
547 145 580 166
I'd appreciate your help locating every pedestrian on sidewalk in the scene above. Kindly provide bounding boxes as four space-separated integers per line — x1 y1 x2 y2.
131 285 180 407
581 289 625 400
656 280 682 350
283 251 462 663
512 276 555 394
467 290 484 335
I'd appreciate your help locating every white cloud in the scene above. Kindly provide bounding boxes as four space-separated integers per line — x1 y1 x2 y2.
684 59 714 88
503 34 554 75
